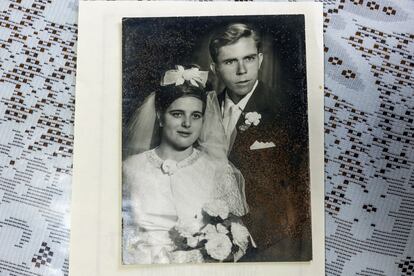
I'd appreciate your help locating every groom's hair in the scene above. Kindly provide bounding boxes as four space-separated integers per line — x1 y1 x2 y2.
155 65 208 115
209 23 261 63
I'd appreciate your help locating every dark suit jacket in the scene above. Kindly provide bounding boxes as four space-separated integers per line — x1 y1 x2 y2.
218 82 312 261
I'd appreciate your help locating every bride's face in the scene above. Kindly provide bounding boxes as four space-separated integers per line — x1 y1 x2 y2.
160 96 204 151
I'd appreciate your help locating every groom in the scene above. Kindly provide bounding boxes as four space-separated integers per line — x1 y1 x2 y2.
209 23 311 261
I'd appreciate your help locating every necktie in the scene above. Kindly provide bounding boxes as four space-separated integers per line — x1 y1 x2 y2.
225 104 240 140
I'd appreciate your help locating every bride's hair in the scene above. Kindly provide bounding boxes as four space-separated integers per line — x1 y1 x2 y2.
124 64 210 157
155 65 209 115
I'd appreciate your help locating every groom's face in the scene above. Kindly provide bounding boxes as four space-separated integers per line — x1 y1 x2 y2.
212 36 263 102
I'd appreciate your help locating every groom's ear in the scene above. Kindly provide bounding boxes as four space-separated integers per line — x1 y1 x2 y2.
210 63 216 75
258 52 263 69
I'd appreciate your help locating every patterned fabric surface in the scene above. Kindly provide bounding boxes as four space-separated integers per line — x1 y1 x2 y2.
0 0 412 275
0 1 77 276
323 1 414 275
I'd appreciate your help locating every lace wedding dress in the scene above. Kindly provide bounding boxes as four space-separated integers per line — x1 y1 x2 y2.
122 148 246 264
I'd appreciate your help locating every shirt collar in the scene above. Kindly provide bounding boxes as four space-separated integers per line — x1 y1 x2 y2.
223 80 258 113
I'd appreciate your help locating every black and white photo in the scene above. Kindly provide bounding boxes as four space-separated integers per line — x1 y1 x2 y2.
122 15 312 264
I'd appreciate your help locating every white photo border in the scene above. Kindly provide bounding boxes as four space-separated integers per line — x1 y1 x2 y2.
71 2 324 275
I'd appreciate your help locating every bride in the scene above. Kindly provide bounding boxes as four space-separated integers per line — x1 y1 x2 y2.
122 65 250 264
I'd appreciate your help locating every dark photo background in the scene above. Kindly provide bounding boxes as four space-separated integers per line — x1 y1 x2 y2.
122 15 311 261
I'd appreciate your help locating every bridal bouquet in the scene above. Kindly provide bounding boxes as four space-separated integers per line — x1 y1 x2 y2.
169 199 251 263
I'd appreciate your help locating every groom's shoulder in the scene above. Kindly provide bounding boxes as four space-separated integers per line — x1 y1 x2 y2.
251 82 281 116
255 81 278 103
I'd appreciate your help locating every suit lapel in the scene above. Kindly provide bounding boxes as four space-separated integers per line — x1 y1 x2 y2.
235 81 268 129
219 82 271 151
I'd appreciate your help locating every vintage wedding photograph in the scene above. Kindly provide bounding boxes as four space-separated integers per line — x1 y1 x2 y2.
121 15 312 264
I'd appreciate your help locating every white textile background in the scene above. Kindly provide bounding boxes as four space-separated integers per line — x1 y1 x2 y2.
0 0 412 275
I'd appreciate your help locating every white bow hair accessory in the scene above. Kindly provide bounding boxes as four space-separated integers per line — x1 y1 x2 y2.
161 65 208 87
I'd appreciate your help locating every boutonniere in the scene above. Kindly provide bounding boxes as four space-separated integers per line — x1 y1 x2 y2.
239 112 262 132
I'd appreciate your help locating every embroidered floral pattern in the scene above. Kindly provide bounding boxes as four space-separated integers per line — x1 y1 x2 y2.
146 148 201 172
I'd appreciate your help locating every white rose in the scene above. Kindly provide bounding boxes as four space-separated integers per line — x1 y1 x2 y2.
245 112 261 126
216 223 229 235
175 218 201 237
230 222 250 251
202 200 229 220
205 233 232 261
201 223 217 235
186 235 199 248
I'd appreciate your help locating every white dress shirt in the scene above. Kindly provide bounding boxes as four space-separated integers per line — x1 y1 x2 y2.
222 80 258 140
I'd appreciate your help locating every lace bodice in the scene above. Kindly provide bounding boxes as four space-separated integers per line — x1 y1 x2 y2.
122 148 246 264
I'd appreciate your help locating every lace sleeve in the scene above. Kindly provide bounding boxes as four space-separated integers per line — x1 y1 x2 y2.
214 163 248 217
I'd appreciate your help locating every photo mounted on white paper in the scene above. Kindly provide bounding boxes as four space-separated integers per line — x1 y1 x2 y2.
122 15 312 264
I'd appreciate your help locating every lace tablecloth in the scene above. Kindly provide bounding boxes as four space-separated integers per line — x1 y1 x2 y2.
0 0 412 275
